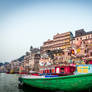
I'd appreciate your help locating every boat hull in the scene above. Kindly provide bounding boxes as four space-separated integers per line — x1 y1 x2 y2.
19 73 92 92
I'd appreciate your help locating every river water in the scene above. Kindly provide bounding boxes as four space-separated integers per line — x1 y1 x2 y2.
0 73 54 92
0 73 22 92
0 73 90 92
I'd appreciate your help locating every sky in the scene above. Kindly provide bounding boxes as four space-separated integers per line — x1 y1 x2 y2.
0 0 92 63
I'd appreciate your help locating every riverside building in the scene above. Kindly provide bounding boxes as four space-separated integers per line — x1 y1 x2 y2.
41 32 73 53
71 29 92 62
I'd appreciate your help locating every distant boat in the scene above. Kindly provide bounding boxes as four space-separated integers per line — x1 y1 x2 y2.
19 73 92 92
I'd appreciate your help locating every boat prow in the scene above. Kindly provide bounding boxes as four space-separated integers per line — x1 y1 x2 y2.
19 73 92 92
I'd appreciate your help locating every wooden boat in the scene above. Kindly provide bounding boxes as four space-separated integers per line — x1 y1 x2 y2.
19 73 92 92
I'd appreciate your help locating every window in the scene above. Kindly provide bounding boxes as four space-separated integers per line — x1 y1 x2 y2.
86 36 87 39
61 68 64 73
80 37 82 40
90 52 92 56
88 36 90 39
83 41 85 44
50 69 52 73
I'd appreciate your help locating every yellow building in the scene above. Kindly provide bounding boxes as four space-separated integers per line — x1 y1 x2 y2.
41 32 73 52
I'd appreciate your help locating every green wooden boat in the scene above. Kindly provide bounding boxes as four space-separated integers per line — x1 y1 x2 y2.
19 73 92 92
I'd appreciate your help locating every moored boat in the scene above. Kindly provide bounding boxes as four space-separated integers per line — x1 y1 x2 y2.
19 73 92 92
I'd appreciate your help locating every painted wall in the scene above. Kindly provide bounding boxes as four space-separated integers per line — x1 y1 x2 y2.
75 65 92 74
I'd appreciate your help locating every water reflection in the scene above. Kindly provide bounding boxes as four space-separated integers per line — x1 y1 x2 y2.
22 84 55 92
21 84 91 92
